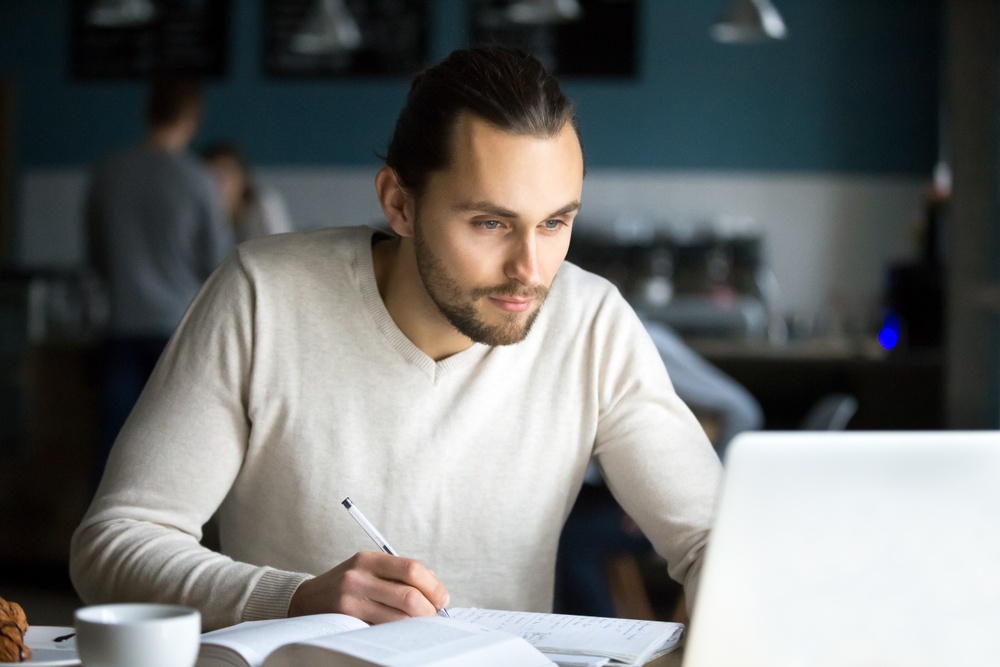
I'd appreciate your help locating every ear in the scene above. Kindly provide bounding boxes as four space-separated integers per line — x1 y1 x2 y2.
375 166 415 238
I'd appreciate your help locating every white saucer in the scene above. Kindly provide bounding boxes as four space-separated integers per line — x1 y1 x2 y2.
0 626 79 666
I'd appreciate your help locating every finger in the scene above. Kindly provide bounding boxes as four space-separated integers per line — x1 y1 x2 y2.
339 561 437 621
358 552 451 612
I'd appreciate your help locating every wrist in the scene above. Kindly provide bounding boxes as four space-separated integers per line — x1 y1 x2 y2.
244 569 312 622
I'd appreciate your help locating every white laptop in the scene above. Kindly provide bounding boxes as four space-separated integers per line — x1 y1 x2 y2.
682 430 1000 667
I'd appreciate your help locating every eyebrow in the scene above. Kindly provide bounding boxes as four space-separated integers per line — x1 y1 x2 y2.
453 200 582 219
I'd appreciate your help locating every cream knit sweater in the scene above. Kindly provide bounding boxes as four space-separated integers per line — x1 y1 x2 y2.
70 226 723 631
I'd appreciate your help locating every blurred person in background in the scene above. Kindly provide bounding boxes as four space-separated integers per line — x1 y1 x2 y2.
202 141 294 242
85 73 234 484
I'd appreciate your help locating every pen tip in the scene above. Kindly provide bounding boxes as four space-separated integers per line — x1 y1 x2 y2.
341 497 351 508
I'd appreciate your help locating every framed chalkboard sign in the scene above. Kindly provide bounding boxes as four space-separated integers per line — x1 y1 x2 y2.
70 0 229 78
262 0 430 77
470 0 638 78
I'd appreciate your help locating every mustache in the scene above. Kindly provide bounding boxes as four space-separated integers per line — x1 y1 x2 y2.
470 283 549 300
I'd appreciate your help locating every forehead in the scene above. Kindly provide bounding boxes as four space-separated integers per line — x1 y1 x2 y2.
424 113 584 211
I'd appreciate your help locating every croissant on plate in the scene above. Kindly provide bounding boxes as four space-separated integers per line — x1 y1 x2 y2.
0 595 31 662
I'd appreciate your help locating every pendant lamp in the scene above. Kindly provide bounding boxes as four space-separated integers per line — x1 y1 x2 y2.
291 0 363 55
711 0 787 43
506 0 583 25
86 0 156 27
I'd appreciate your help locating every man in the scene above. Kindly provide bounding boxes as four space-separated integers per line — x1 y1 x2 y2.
70 46 722 632
85 74 234 480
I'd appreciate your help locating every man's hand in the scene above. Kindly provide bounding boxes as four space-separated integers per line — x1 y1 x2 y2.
288 551 451 625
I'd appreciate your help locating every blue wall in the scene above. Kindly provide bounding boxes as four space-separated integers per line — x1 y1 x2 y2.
0 0 940 173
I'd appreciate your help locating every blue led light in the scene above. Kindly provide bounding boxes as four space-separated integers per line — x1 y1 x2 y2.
878 312 901 350
878 327 899 350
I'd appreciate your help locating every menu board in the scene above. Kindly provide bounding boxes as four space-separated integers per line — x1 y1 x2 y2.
470 0 638 77
263 0 430 77
70 0 229 78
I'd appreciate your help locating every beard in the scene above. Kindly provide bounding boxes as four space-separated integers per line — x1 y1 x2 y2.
412 221 549 346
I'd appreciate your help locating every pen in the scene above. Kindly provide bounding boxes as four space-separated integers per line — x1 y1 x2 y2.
342 497 451 618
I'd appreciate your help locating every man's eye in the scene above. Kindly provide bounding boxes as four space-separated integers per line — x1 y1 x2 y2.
543 220 563 230
481 220 501 230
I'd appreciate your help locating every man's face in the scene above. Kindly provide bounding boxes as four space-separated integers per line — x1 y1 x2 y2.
410 114 584 346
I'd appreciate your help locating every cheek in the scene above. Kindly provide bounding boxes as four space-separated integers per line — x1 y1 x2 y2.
539 236 571 281
447 242 501 283
428 225 501 278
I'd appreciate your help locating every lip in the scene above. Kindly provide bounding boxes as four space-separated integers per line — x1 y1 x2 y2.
488 296 534 313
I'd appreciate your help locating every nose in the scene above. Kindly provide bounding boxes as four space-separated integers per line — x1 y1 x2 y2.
504 231 542 287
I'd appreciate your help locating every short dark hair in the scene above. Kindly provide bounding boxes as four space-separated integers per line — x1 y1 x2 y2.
385 45 579 197
145 74 202 128
201 140 248 171
201 140 255 203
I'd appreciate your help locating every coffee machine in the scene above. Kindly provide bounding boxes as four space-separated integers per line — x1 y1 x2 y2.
568 223 773 341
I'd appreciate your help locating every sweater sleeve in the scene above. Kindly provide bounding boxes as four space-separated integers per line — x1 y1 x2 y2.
590 299 724 611
69 250 310 630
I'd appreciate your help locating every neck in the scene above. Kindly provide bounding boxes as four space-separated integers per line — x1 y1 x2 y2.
146 124 191 153
372 236 474 361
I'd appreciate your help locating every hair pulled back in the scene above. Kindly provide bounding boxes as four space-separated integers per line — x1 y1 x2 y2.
385 45 578 197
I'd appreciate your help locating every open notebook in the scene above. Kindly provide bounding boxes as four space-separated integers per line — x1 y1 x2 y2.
683 430 1000 667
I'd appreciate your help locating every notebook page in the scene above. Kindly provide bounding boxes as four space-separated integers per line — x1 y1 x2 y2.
450 608 683 663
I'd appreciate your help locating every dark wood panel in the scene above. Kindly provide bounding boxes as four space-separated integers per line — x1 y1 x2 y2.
699 351 945 431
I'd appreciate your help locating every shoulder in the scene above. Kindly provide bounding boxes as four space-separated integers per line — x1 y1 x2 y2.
554 259 662 342
175 149 209 172
234 225 372 277
89 144 141 179
548 260 632 316
173 151 217 190
530 260 651 352
208 226 374 313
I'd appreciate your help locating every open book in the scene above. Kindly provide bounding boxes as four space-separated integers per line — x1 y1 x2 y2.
196 608 684 667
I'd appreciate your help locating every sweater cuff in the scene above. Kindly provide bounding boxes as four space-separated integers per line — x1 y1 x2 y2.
242 568 313 622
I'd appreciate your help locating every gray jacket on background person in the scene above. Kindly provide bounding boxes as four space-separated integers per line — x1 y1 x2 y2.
86 144 233 337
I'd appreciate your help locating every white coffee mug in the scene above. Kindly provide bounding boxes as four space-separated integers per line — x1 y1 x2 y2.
74 603 201 667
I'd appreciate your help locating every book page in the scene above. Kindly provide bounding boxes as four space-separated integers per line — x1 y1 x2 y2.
450 608 684 664
197 614 369 667
262 617 555 667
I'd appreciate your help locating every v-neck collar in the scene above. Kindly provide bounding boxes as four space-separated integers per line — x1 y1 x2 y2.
355 228 491 382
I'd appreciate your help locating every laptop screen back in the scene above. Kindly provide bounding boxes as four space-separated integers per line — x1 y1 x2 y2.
682 431 1000 667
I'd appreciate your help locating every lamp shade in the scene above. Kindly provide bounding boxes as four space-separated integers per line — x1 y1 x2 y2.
86 0 156 27
291 0 362 55
506 0 583 25
711 0 787 43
